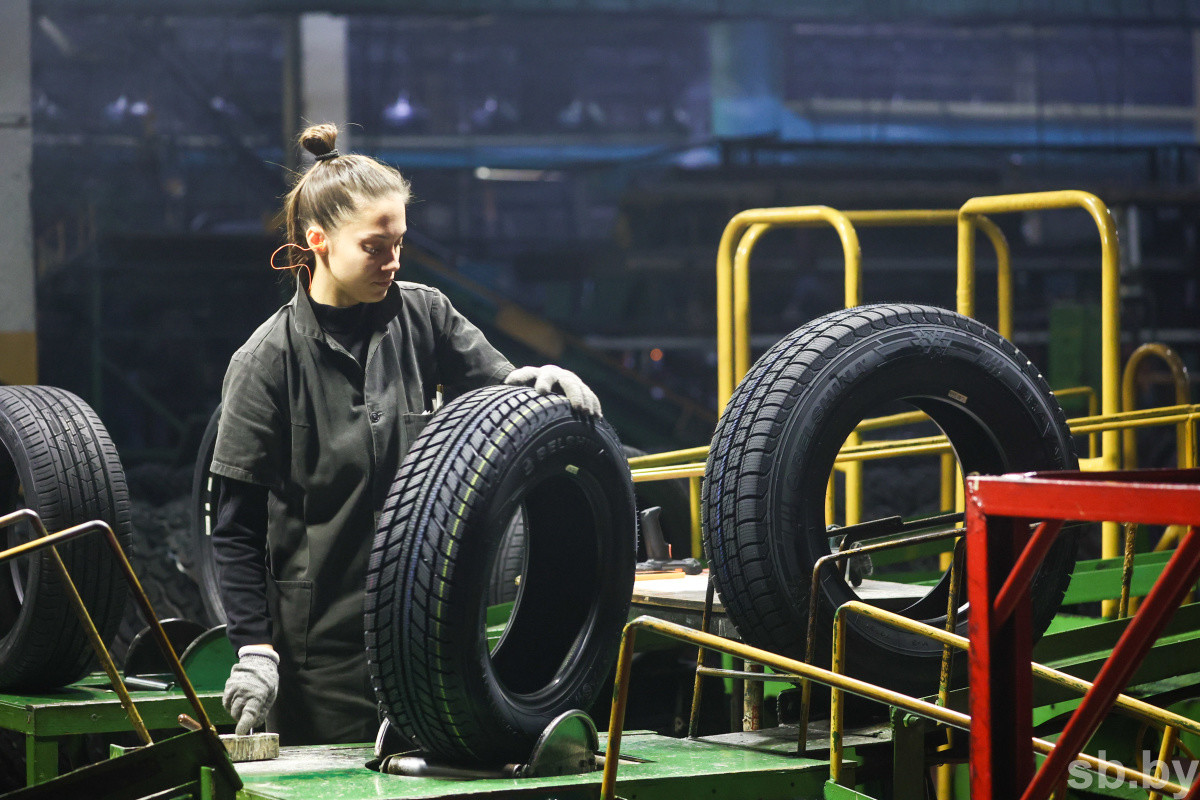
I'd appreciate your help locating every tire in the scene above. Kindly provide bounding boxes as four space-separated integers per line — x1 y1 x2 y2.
111 492 209 665
0 386 132 689
189 407 225 626
703 304 1078 696
365 385 637 764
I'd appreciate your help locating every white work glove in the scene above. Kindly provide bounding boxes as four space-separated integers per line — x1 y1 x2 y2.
223 645 279 735
505 365 602 417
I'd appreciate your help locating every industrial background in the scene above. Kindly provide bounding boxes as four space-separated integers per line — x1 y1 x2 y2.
6 1 1196 461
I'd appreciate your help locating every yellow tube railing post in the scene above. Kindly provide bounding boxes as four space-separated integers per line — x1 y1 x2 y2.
1121 342 1192 469
600 612 1191 800
715 206 862 409
958 190 1123 612
732 223 771 383
976 216 1013 340
958 190 1121 457
719 207 862 525
688 476 702 559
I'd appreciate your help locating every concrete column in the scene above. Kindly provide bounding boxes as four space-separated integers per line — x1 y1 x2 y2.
709 20 783 139
0 0 36 385
1193 30 1200 143
299 14 349 150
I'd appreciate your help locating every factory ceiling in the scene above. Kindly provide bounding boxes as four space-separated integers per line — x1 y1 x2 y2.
28 0 1200 24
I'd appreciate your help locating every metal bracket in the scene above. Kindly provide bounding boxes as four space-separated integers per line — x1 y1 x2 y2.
517 709 599 778
373 709 599 779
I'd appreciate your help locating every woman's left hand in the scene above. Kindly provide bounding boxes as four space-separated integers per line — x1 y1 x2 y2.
504 365 602 417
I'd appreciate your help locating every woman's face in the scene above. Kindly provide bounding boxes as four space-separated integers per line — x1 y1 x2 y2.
308 193 407 307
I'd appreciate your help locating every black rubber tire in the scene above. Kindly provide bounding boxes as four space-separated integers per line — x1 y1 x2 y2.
0 386 132 689
190 406 225 626
365 385 636 765
703 304 1078 696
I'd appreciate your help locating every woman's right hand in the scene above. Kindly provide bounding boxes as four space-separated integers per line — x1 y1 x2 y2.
223 644 279 734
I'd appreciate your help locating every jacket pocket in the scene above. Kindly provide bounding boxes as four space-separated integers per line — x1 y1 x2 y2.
267 577 312 668
399 412 433 459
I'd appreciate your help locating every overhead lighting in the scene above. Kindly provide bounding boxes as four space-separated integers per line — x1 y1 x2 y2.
474 167 563 182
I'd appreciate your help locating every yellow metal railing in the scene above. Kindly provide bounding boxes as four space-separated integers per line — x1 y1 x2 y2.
1122 343 1192 469
1055 385 1101 458
0 509 230 772
637 192 1184 574
715 206 860 407
829 601 1194 795
630 403 1199 519
957 191 1124 612
598 615 1188 800
721 208 1014 404
717 207 1012 528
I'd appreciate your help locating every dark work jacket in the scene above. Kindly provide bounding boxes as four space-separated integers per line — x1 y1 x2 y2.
210 281 514 744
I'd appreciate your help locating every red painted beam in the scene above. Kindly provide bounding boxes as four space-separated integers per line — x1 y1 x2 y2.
968 470 1200 526
968 510 1035 800
1021 527 1200 800
967 468 1200 800
994 519 1064 625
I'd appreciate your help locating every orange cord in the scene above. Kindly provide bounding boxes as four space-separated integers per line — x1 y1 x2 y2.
270 243 313 292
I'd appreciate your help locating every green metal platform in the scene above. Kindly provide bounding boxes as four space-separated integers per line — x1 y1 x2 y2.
0 674 230 786
233 731 853 800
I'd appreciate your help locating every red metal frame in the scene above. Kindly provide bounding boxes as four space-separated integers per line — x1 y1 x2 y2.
966 468 1200 800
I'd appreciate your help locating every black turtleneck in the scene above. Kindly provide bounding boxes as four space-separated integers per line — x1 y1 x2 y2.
309 300 372 366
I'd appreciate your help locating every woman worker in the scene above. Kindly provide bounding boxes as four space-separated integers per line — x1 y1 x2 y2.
210 123 601 745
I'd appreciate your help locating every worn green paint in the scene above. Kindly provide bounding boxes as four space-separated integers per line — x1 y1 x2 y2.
233 731 833 800
889 710 926 800
26 735 57 786
19 730 240 799
894 550 1179 600
1035 602 1200 665
1032 617 1200 705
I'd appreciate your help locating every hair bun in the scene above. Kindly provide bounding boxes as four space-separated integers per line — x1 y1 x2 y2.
299 123 339 158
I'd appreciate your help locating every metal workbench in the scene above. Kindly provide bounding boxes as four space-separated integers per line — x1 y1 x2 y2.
0 673 230 787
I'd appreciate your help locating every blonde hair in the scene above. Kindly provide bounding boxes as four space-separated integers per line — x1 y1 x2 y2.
281 123 411 271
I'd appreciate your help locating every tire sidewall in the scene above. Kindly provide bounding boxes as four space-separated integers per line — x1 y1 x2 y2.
190 406 226 626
